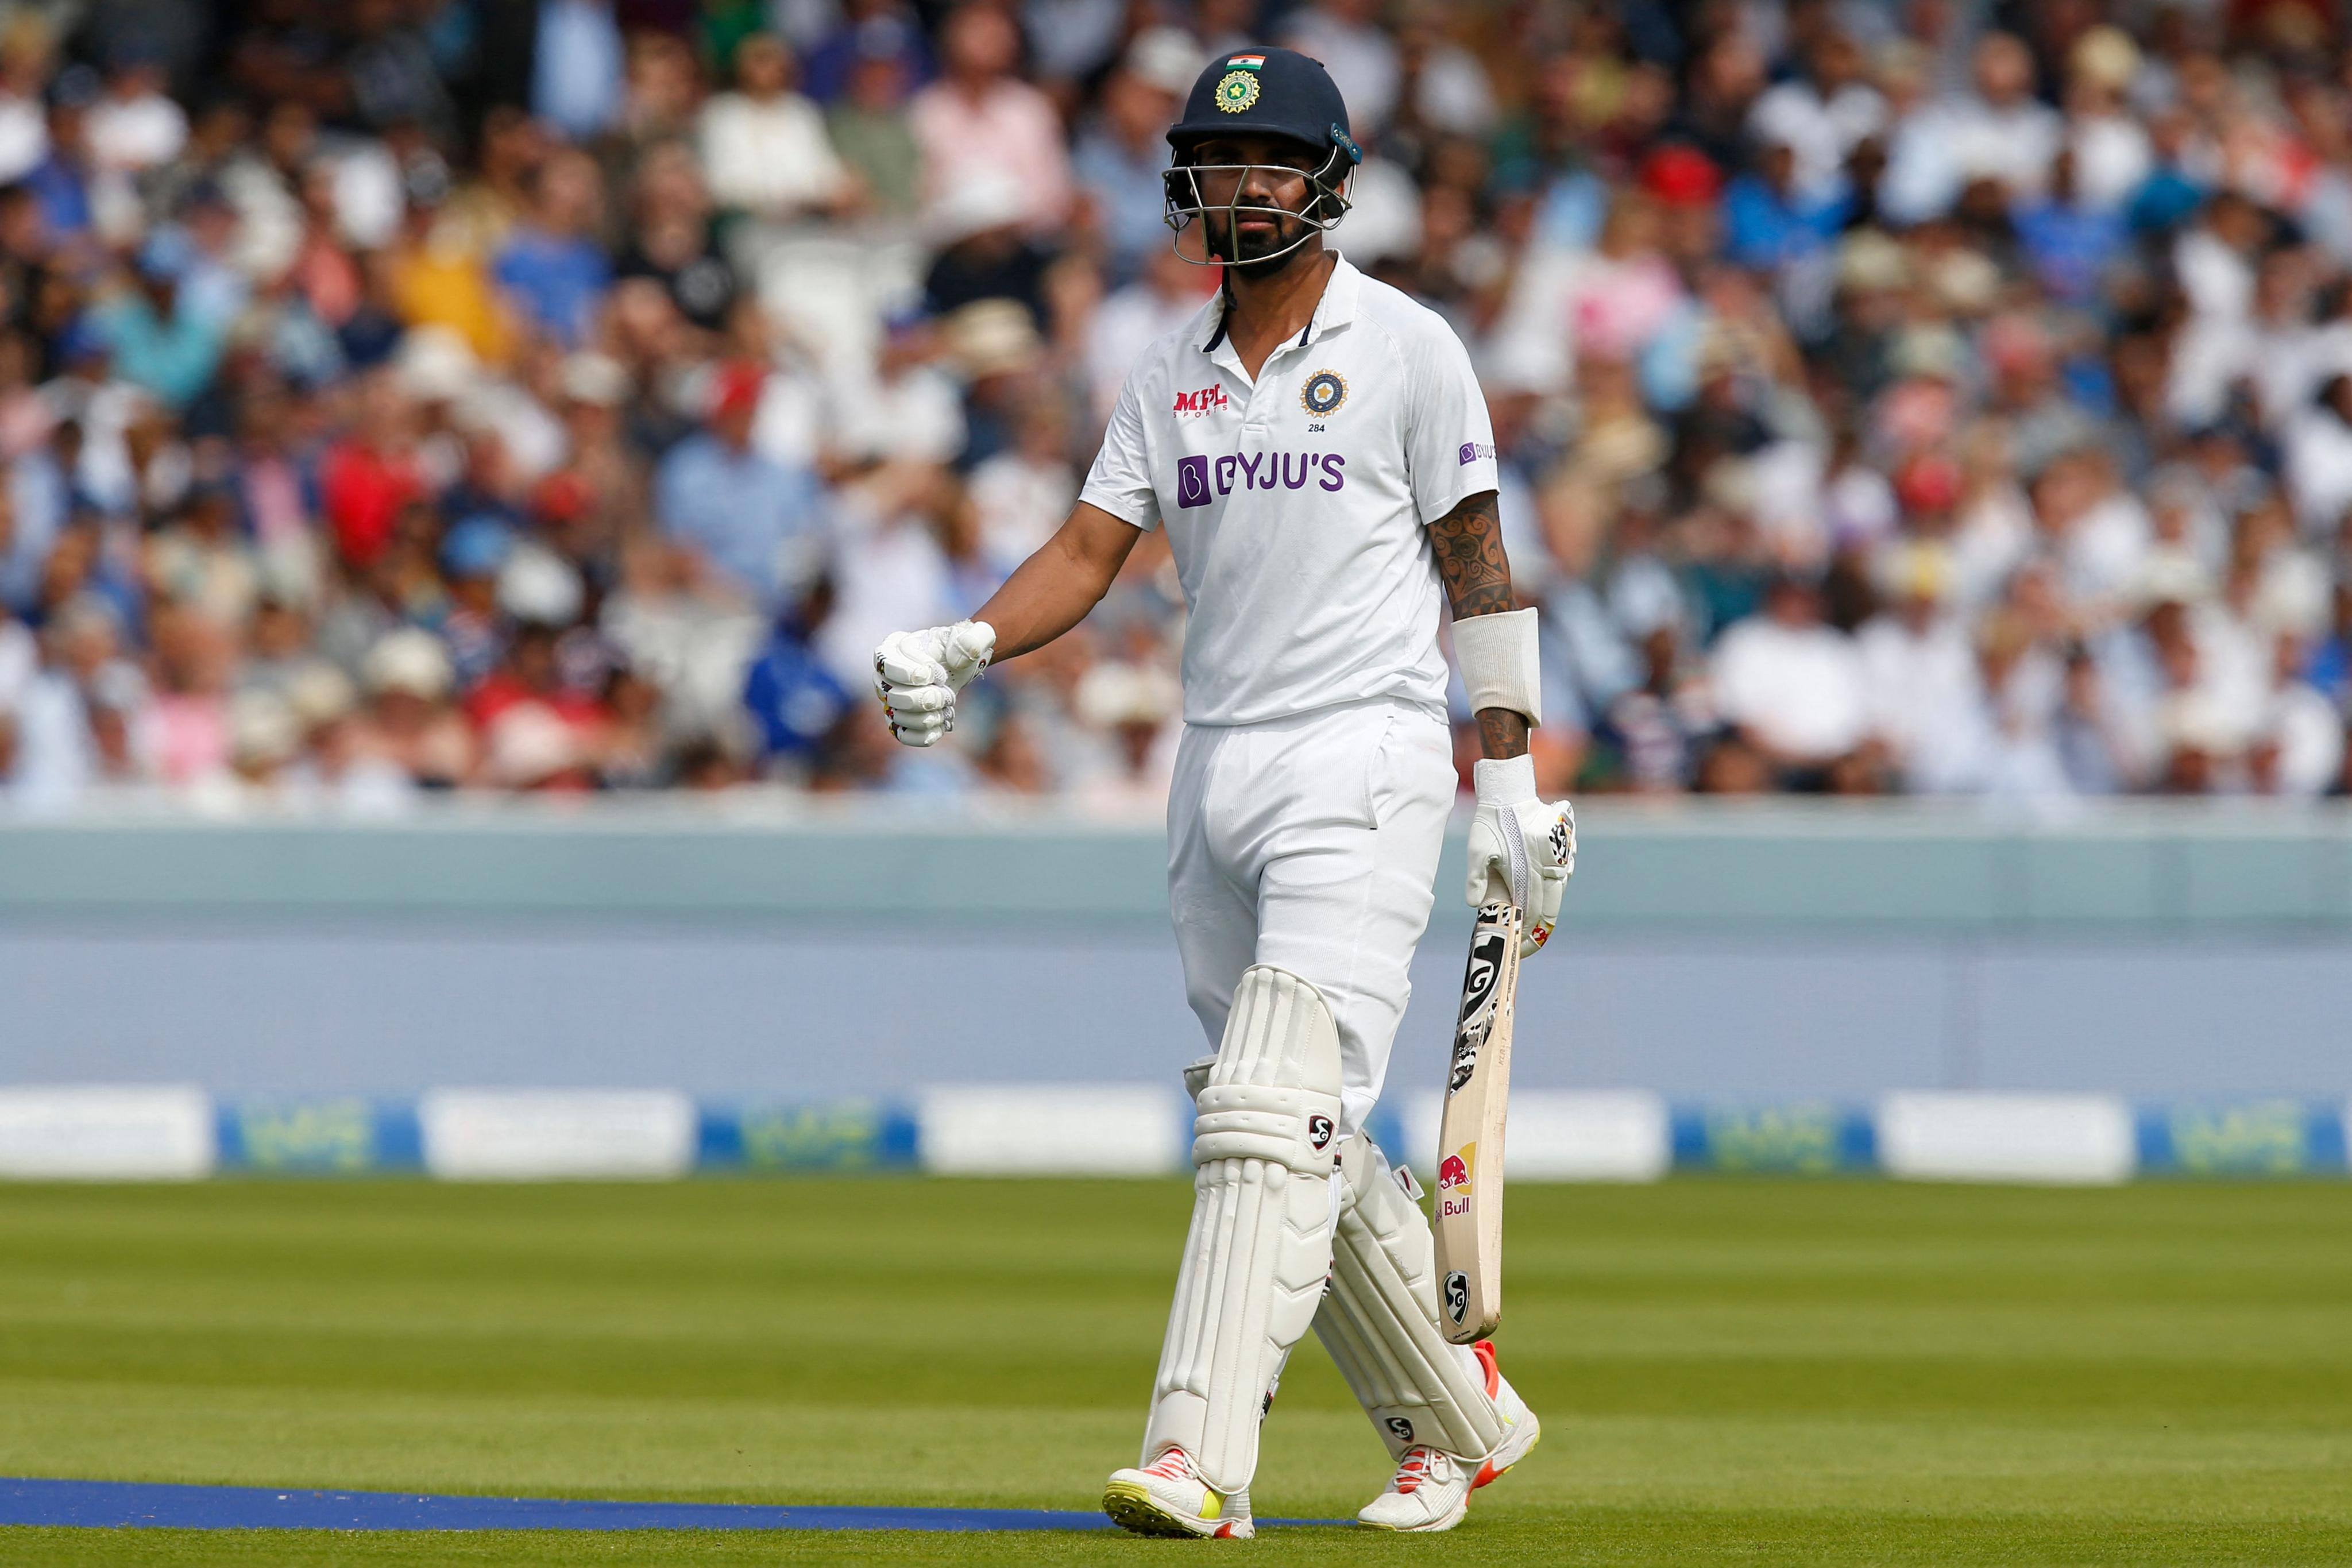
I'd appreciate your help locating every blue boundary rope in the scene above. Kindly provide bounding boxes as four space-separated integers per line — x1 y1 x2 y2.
0 1477 1343 1533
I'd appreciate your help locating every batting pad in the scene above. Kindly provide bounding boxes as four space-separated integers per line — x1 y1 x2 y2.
1314 1137 1507 1461
1146 965 1344 1494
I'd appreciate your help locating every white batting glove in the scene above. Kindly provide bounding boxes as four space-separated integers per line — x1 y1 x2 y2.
873 620 996 747
1465 754 1576 956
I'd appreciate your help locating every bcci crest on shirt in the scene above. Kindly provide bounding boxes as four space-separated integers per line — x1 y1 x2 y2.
1300 370 1347 416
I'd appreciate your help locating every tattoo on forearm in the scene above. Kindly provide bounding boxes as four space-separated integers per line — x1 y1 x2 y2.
1432 492 1531 760
1477 708 1530 760
1430 491 1514 619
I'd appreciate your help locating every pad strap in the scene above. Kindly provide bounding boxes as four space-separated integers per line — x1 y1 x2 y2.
1453 607 1540 725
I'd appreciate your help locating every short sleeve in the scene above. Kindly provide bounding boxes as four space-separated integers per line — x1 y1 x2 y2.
1079 370 1161 531
1401 316 1500 527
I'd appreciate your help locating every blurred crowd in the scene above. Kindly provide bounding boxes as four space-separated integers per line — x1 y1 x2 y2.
8 1 2352 813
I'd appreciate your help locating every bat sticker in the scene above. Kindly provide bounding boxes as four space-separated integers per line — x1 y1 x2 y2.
1443 1270 1469 1325
1447 914 1510 1094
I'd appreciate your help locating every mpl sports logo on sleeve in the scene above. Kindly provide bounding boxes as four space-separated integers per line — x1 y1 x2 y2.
1172 384 1229 419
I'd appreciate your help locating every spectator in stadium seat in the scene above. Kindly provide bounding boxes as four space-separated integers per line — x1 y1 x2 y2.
816 457 959 692
616 141 735 333
1071 32 1194 284
353 627 472 789
909 4 1071 233
654 361 824 608
1599 624 1709 794
2063 28 2152 215
1745 29 1884 204
743 577 851 779
2013 150 2128 307
92 242 222 408
1283 0 1401 137
28 64 96 246
826 26 922 219
921 175 1056 328
801 1 933 107
1722 133 1849 276
532 0 624 144
1710 573 1875 790
10 593 143 805
699 33 853 224
0 20 49 188
2250 632 2345 796
319 370 424 572
86 49 186 178
344 0 457 144
967 389 1075 584
492 148 611 349
1922 33 2063 217
617 32 701 154
1857 542 1976 790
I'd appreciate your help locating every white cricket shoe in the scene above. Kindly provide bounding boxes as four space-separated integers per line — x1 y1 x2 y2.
1356 1339 1540 1533
1102 1447 1255 1539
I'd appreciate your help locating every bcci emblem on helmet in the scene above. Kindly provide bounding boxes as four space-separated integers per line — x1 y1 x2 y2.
1214 68 1262 113
1300 370 1347 416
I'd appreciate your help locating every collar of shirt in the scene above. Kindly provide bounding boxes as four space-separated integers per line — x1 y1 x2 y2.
1199 249 1362 377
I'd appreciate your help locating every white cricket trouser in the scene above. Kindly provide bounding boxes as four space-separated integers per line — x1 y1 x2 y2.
1166 697 1457 1135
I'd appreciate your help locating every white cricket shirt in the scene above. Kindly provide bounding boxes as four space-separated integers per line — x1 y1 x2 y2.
1080 252 1502 727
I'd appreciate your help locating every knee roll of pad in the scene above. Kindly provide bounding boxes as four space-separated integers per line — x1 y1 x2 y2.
1146 966 1344 1494
1314 1136 1507 1462
1190 965 1343 1181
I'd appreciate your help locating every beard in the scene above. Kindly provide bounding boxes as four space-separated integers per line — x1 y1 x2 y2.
1203 205 1315 273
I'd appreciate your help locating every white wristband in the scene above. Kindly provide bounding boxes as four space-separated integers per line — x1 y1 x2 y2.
1453 607 1540 725
1473 754 1537 805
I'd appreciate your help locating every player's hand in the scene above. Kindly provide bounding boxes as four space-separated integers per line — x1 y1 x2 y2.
1465 755 1575 956
873 620 995 747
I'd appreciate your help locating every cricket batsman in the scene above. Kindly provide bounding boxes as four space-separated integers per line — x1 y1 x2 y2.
872 47 1574 1537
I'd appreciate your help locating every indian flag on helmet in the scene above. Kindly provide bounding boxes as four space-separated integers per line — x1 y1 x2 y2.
1226 53 1265 69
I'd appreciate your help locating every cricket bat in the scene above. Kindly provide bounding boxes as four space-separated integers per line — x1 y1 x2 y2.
1431 889 1522 1345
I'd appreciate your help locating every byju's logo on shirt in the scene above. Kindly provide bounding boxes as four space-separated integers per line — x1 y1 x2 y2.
1172 384 1230 419
1458 442 1496 465
1176 455 1212 508
1176 450 1346 507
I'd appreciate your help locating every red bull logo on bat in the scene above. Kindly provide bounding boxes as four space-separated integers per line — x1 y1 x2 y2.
1436 1143 1474 1218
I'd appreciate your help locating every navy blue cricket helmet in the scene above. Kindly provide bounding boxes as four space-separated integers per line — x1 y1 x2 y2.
1161 47 1362 264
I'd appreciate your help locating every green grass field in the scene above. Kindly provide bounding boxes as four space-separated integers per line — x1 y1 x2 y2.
1 1176 2348 1565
